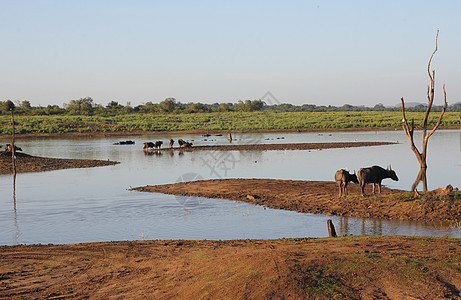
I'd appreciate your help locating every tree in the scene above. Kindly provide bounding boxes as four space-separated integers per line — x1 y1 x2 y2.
401 30 448 192
217 103 232 112
64 97 95 115
159 98 177 112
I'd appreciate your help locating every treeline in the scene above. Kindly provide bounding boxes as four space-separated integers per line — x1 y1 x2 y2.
1 97 460 116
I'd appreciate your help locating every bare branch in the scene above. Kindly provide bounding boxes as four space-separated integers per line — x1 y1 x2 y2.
427 84 448 139
401 97 422 162
427 29 439 83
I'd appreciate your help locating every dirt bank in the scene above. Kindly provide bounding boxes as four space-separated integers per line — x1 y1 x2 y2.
1 237 460 299
135 179 461 223
0 152 119 175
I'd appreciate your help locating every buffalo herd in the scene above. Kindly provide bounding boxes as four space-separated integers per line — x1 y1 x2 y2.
142 138 193 151
335 165 398 197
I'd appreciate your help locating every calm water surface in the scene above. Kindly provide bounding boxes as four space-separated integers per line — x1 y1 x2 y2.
1 130 460 245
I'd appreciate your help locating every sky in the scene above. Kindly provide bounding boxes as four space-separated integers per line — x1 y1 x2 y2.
1 1 460 108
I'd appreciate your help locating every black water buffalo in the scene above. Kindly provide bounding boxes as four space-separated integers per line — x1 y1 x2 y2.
357 165 398 196
143 142 155 150
180 142 193 148
178 139 192 148
4 144 22 152
154 141 163 149
169 139 174 148
334 169 359 197
113 140 135 145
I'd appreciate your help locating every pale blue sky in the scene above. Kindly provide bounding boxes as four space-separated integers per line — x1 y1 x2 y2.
1 1 460 107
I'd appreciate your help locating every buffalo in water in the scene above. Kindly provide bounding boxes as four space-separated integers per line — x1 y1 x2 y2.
178 139 193 148
143 141 163 150
113 140 135 145
3 144 22 152
334 169 359 197
357 165 399 196
143 142 155 150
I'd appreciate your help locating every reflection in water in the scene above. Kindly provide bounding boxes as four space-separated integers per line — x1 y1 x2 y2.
411 167 428 192
12 173 19 244
143 149 164 156
336 215 459 237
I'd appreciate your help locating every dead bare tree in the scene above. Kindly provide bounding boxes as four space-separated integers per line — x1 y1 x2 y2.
401 30 448 192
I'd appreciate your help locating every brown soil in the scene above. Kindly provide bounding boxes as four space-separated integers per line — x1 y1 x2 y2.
135 179 461 223
0 152 119 175
1 237 460 299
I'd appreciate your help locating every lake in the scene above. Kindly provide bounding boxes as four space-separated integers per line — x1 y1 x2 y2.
1 130 460 245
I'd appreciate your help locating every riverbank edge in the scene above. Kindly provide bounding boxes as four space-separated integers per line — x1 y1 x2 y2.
1 126 458 140
134 179 461 223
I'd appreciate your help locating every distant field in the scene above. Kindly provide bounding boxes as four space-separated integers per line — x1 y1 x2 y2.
0 111 459 135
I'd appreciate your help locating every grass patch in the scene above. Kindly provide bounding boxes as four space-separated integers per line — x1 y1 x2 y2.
2 111 460 135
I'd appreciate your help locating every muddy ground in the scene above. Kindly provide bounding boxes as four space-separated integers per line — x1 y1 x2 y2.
0 152 118 175
135 178 461 223
1 237 460 299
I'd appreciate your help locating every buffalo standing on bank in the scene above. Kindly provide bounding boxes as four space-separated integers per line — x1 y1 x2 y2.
357 165 399 196
334 169 359 197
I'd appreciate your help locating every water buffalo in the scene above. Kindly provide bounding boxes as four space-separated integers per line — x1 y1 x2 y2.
334 169 359 197
178 139 192 148
4 144 22 152
357 165 399 196
143 142 155 150
113 140 135 145
169 139 174 148
154 141 163 149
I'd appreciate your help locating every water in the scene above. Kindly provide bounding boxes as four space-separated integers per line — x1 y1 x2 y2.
1 130 460 245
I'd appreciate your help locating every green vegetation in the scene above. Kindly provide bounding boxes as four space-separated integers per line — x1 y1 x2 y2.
0 111 460 135
2 97 461 117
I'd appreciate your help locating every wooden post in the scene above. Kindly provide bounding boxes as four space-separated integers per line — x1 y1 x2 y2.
11 110 16 174
327 219 337 237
